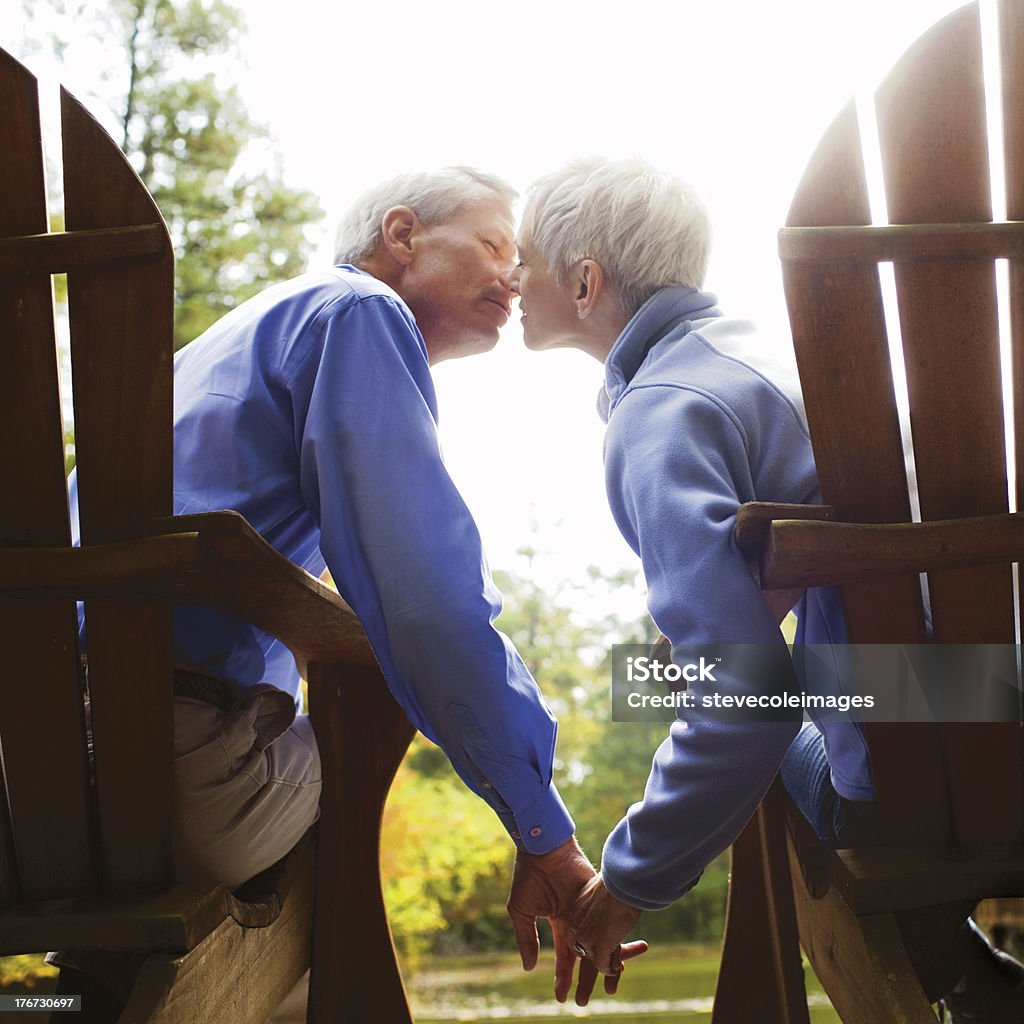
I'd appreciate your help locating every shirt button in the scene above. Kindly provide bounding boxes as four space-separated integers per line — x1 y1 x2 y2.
482 780 493 789
529 826 543 838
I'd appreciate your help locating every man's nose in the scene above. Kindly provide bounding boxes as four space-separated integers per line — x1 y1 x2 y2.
507 264 521 294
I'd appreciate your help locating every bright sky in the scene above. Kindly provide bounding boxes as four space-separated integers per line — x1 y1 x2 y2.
3 0 973 613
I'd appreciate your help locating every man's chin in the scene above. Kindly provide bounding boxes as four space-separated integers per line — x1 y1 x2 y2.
430 331 500 364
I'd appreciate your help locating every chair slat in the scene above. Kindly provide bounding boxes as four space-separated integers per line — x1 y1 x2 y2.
999 0 1024 853
61 87 175 892
0 47 96 899
875 1 1022 846
781 101 949 845
1001 0 1024 653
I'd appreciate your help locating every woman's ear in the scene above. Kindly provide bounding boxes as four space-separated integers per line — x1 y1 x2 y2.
574 259 606 320
379 206 420 267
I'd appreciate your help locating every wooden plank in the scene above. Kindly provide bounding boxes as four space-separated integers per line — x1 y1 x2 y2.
781 99 946 845
118 846 312 1024
876 1 1022 847
1003 3 1024 852
780 220 1024 264
0 513 378 671
831 844 1024 915
785 813 937 1024
0 46 95 900
0 833 311 957
306 662 415 1024
713 783 810 1024
61 86 176 893
759 511 1024 589
0 880 230 956
0 224 166 277
876 2 1010 633
1001 0 1024 648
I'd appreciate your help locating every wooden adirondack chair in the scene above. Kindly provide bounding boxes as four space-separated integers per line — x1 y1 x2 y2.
712 2 1024 1022
0 47 415 1023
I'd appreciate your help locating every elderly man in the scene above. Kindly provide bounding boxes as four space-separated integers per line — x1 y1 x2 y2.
505 156 1024 1021
61 168 619 1015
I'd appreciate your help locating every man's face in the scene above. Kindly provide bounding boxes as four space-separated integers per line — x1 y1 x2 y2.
510 232 580 352
401 197 517 363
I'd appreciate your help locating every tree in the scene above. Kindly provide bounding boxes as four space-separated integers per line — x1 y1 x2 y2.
22 0 323 349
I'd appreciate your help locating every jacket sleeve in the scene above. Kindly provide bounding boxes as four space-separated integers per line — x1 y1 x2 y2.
600 382 802 908
295 294 573 853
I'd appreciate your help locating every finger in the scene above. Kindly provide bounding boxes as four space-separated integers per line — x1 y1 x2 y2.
604 942 646 996
550 919 577 1003
507 909 540 971
575 958 599 1006
586 944 618 975
621 939 649 962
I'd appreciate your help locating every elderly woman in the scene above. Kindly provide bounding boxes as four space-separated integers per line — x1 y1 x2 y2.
505 157 1022 1021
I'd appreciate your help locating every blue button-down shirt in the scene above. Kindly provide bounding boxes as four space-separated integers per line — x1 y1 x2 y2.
76 265 573 853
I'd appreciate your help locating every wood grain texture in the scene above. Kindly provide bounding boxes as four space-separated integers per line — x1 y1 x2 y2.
724 8 1024 1023
60 86 176 893
1001 0 1024 648
782 96 945 846
758 511 1024 589
118 840 314 1024
0 224 166 277
0 46 95 901
780 220 1024 264
0 512 378 672
306 662 415 1024
712 783 810 1024
876 1 1022 847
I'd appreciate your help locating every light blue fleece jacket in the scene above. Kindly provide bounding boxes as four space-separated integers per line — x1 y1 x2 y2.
598 286 872 910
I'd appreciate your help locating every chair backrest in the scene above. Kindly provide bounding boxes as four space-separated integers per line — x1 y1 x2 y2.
0 47 176 901
779 0 1024 848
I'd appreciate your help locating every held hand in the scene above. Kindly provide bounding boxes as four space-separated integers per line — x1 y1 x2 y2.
573 938 649 1006
569 873 645 977
506 836 595 1001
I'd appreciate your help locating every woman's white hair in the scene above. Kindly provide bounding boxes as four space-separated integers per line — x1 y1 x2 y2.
334 166 517 264
521 156 711 314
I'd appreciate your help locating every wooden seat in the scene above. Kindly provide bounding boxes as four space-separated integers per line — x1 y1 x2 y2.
711 3 1024 1022
0 47 415 1023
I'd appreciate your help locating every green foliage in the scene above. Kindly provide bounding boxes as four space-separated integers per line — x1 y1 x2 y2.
377 553 730 957
24 0 323 350
382 734 512 963
0 954 57 991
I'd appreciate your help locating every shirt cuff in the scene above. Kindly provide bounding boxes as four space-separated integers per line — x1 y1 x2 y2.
507 781 575 854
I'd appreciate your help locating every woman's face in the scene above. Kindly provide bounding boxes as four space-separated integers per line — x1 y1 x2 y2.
510 233 583 352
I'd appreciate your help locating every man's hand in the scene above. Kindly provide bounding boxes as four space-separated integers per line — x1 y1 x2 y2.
507 836 595 1001
507 837 648 1004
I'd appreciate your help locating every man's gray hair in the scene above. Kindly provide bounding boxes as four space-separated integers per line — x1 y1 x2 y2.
334 166 517 264
521 156 711 314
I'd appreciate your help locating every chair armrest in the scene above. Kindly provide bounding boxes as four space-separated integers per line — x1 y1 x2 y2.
735 502 835 557
737 503 1024 590
0 510 376 673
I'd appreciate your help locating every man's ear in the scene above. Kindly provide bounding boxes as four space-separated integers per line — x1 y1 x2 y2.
574 259 606 320
379 206 420 267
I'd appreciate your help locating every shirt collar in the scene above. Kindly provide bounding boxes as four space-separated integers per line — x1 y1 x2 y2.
598 285 721 422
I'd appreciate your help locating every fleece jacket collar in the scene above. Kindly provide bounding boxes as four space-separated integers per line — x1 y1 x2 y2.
598 285 721 422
